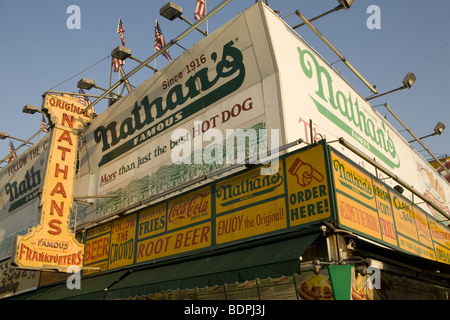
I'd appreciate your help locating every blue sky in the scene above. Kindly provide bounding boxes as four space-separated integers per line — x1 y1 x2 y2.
0 0 449 164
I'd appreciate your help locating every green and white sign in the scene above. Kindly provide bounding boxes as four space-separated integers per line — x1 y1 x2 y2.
75 2 450 227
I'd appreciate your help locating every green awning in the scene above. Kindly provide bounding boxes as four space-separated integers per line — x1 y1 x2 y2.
105 231 321 299
25 269 130 300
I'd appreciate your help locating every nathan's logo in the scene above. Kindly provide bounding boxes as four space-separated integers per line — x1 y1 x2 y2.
94 41 246 167
297 46 400 169
5 167 41 212
332 158 373 200
216 172 283 207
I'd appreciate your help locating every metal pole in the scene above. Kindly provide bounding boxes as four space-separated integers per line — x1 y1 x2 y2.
294 10 378 94
178 15 207 36
338 137 450 222
382 103 450 177
81 0 233 115
292 5 342 29
44 90 120 99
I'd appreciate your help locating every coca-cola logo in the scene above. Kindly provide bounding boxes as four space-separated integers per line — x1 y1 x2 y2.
168 191 210 223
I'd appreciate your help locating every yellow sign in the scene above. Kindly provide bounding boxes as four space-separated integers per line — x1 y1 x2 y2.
109 214 137 269
373 180 397 246
216 198 286 244
331 151 381 239
215 162 287 244
286 146 331 226
13 94 92 271
331 149 450 265
167 187 211 231
215 163 285 215
83 223 111 274
138 203 166 239
136 222 211 263
83 143 336 272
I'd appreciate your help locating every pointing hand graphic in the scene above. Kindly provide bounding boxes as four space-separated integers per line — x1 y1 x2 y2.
288 158 324 187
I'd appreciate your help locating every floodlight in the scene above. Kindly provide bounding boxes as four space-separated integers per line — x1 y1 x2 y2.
111 46 132 60
366 72 416 101
402 72 416 89
434 122 446 135
111 46 158 72
160 2 183 21
409 122 446 143
22 104 41 114
338 0 354 10
159 2 207 36
77 78 96 90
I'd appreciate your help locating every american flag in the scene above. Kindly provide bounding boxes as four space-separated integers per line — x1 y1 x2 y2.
8 140 17 163
117 18 125 45
78 88 95 113
113 18 126 72
155 19 172 62
194 0 207 20
40 114 50 133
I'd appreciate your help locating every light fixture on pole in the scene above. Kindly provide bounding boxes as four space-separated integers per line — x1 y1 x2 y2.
160 2 207 36
111 46 158 73
77 78 122 98
294 9 378 94
22 104 42 115
409 122 445 143
79 0 232 116
0 132 34 146
22 104 53 129
366 72 416 101
292 0 355 29
381 103 450 178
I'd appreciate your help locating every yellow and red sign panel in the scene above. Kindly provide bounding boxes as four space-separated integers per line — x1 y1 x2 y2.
83 142 335 272
215 162 287 244
13 94 92 271
331 149 450 265
285 145 332 227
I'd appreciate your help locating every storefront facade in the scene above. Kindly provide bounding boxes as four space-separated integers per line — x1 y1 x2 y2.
2 2 449 300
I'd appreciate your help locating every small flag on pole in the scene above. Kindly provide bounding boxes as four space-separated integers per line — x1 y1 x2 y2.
40 114 49 133
8 140 17 163
113 18 126 72
155 19 172 62
117 18 126 46
78 88 95 114
194 0 206 20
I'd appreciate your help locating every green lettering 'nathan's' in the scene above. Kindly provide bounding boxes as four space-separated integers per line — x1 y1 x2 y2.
297 45 400 169
94 41 246 167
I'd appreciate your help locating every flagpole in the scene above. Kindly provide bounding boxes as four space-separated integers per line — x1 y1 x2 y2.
81 0 232 115
205 1 209 35
117 16 122 96
154 19 158 71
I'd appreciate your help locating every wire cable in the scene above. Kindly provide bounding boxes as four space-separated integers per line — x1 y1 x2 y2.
48 55 111 91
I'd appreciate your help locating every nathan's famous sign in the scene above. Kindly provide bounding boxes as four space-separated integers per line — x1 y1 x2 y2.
94 41 245 167
13 94 92 271
257 4 450 219
296 46 398 170
75 5 283 227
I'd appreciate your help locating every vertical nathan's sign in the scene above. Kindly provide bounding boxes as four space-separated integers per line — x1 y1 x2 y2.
13 94 92 271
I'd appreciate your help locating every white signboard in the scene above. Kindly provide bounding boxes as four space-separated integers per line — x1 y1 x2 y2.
261 5 450 219
0 135 51 260
75 4 283 225
75 2 449 227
